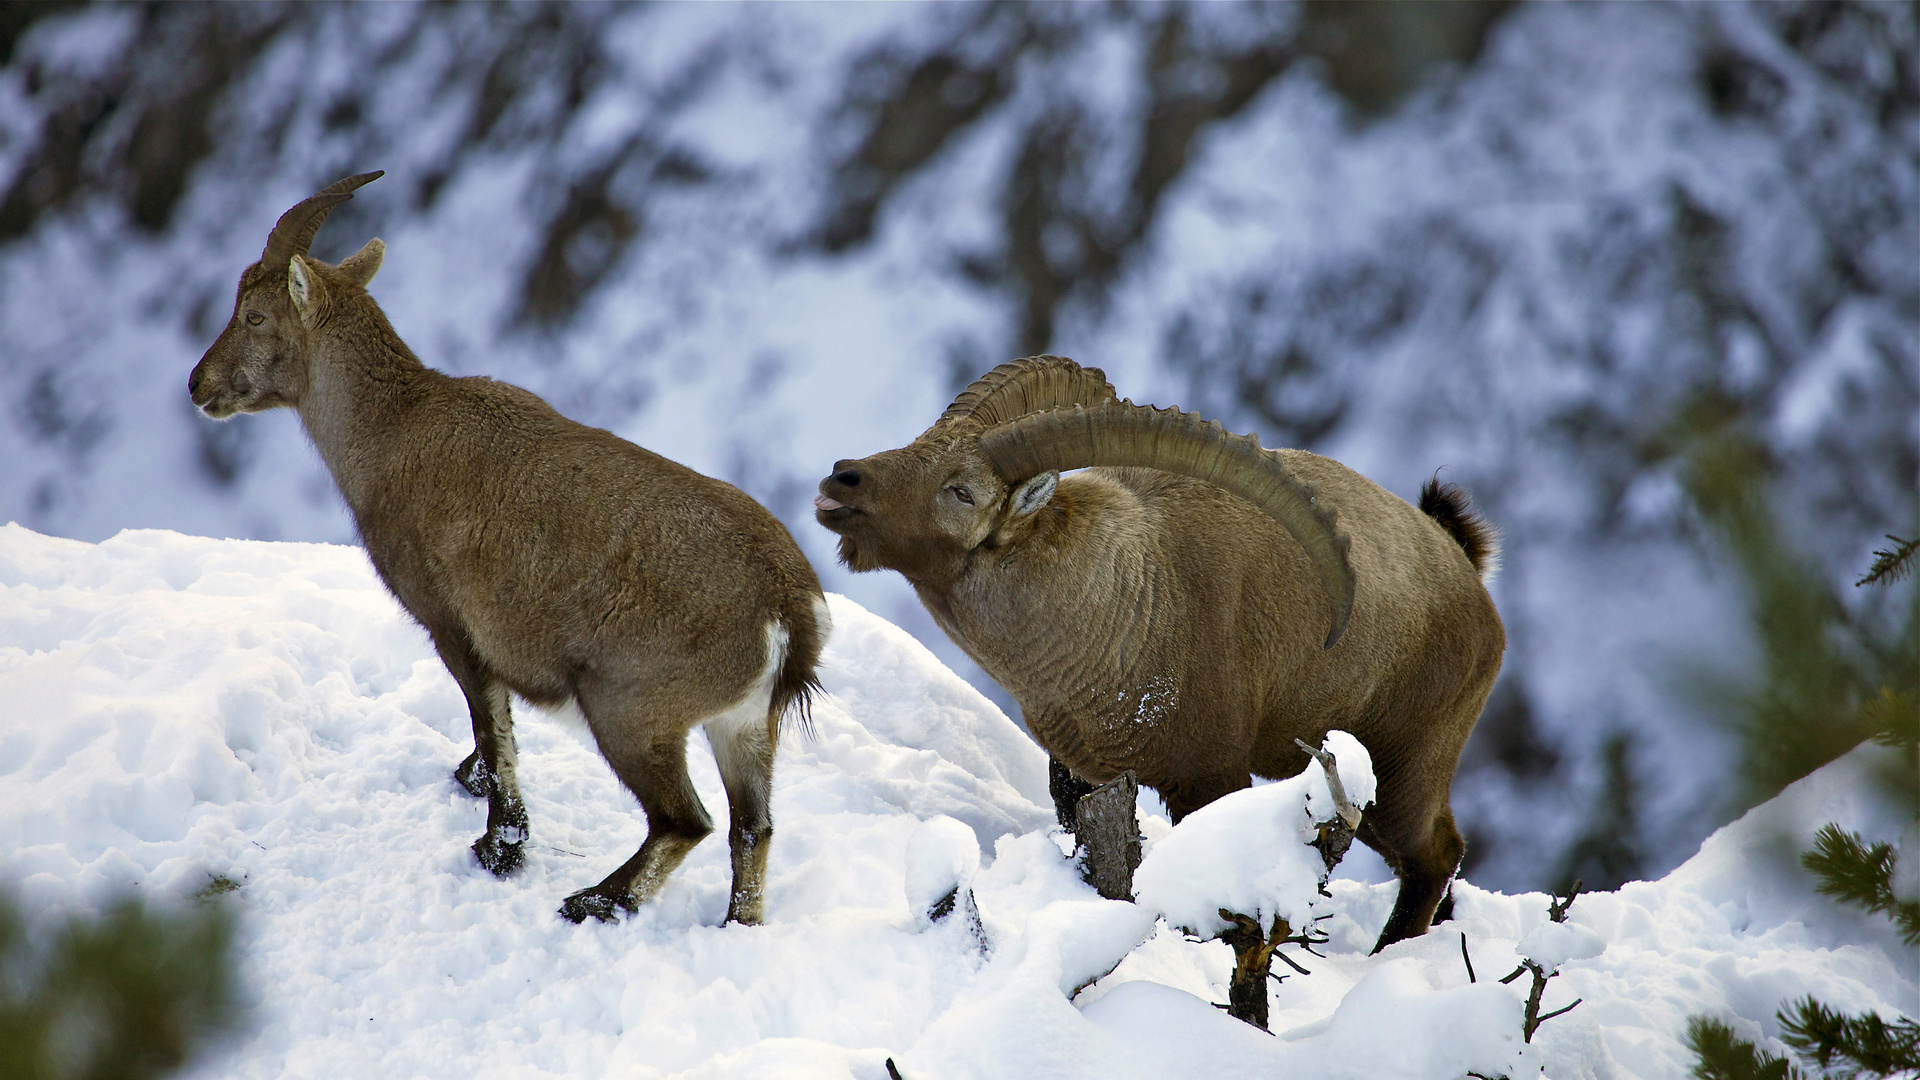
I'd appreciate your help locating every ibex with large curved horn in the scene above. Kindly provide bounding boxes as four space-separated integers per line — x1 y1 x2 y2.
190 172 829 926
815 356 1503 951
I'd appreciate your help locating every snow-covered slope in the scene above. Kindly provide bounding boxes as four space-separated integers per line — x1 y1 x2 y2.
1 525 1912 1078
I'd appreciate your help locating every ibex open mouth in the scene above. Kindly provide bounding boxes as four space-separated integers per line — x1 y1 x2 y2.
813 493 862 526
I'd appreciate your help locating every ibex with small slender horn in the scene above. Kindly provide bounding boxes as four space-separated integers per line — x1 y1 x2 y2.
815 356 1502 951
190 172 828 925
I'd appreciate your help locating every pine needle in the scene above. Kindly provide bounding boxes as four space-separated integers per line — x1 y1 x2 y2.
1856 535 1919 588
1801 825 1920 947
1778 996 1920 1077
1687 1015 1805 1080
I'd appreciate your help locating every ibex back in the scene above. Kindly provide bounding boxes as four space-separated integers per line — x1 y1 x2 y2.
189 172 828 925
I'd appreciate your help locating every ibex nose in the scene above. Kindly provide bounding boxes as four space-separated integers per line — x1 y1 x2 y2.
188 368 202 397
829 461 864 488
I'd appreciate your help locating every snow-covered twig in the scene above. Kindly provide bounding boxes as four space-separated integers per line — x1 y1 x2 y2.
1508 881 1593 1043
1295 738 1362 875
1549 880 1584 923
1294 738 1362 829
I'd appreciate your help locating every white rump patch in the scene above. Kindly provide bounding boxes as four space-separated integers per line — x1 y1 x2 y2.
703 620 787 750
810 594 834 647
526 695 592 734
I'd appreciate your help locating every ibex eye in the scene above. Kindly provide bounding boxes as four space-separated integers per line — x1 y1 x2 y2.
246 312 264 326
951 487 974 506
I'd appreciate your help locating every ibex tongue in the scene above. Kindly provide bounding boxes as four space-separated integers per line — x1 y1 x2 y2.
813 494 844 512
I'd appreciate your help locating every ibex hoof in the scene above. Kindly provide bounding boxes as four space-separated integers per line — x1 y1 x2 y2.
453 753 491 799
723 902 765 927
472 832 525 878
558 888 635 925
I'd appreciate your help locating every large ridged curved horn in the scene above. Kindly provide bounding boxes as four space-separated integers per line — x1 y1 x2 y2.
262 171 384 269
980 400 1357 648
934 355 1118 432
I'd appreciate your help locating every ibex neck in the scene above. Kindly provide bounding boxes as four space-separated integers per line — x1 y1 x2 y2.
297 309 428 504
923 525 1160 718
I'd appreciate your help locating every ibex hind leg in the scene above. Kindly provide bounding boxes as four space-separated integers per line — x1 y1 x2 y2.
439 641 528 877
1048 758 1095 833
705 683 779 926
559 726 715 924
1358 803 1465 954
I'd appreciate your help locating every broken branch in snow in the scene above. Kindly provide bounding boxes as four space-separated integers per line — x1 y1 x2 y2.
1516 881 1592 1042
1217 909 1332 1030
1518 957 1583 1041
1294 738 1362 829
1295 738 1360 873
1549 880 1584 923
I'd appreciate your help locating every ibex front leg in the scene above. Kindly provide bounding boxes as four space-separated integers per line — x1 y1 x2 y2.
442 645 528 877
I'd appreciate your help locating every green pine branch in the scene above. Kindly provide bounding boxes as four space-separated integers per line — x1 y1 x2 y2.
1688 1016 1806 1080
1672 406 1915 807
1856 536 1919 589
1801 825 1920 947
0 886 241 1080
1862 689 1918 757
1779 996 1920 1078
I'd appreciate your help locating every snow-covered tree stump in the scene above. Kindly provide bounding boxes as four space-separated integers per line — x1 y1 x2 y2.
1134 732 1378 1031
1076 770 1142 901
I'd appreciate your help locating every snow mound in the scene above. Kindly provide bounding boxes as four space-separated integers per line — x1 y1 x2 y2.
904 816 980 930
2 525 1912 1079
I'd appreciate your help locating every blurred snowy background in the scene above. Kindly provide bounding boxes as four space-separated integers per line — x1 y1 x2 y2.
0 1 1913 896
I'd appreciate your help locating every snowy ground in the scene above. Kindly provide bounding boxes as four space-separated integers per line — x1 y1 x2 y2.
1 524 1912 1079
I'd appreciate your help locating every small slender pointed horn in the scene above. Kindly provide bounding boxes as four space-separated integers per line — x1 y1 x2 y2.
980 400 1356 648
933 355 1118 433
262 170 385 269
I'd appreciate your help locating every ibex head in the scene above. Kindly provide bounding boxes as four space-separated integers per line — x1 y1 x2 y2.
814 356 1109 584
815 355 1359 647
189 171 385 418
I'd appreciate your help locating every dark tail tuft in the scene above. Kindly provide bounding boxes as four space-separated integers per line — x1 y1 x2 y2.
1419 476 1501 583
771 594 828 740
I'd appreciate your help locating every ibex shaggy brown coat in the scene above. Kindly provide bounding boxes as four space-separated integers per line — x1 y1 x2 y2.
189 173 828 926
815 356 1503 951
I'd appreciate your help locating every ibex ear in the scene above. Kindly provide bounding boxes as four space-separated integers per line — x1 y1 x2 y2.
338 237 384 288
1007 471 1058 519
287 255 323 327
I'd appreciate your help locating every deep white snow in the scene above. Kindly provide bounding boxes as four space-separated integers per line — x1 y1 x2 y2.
1 524 1913 1079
